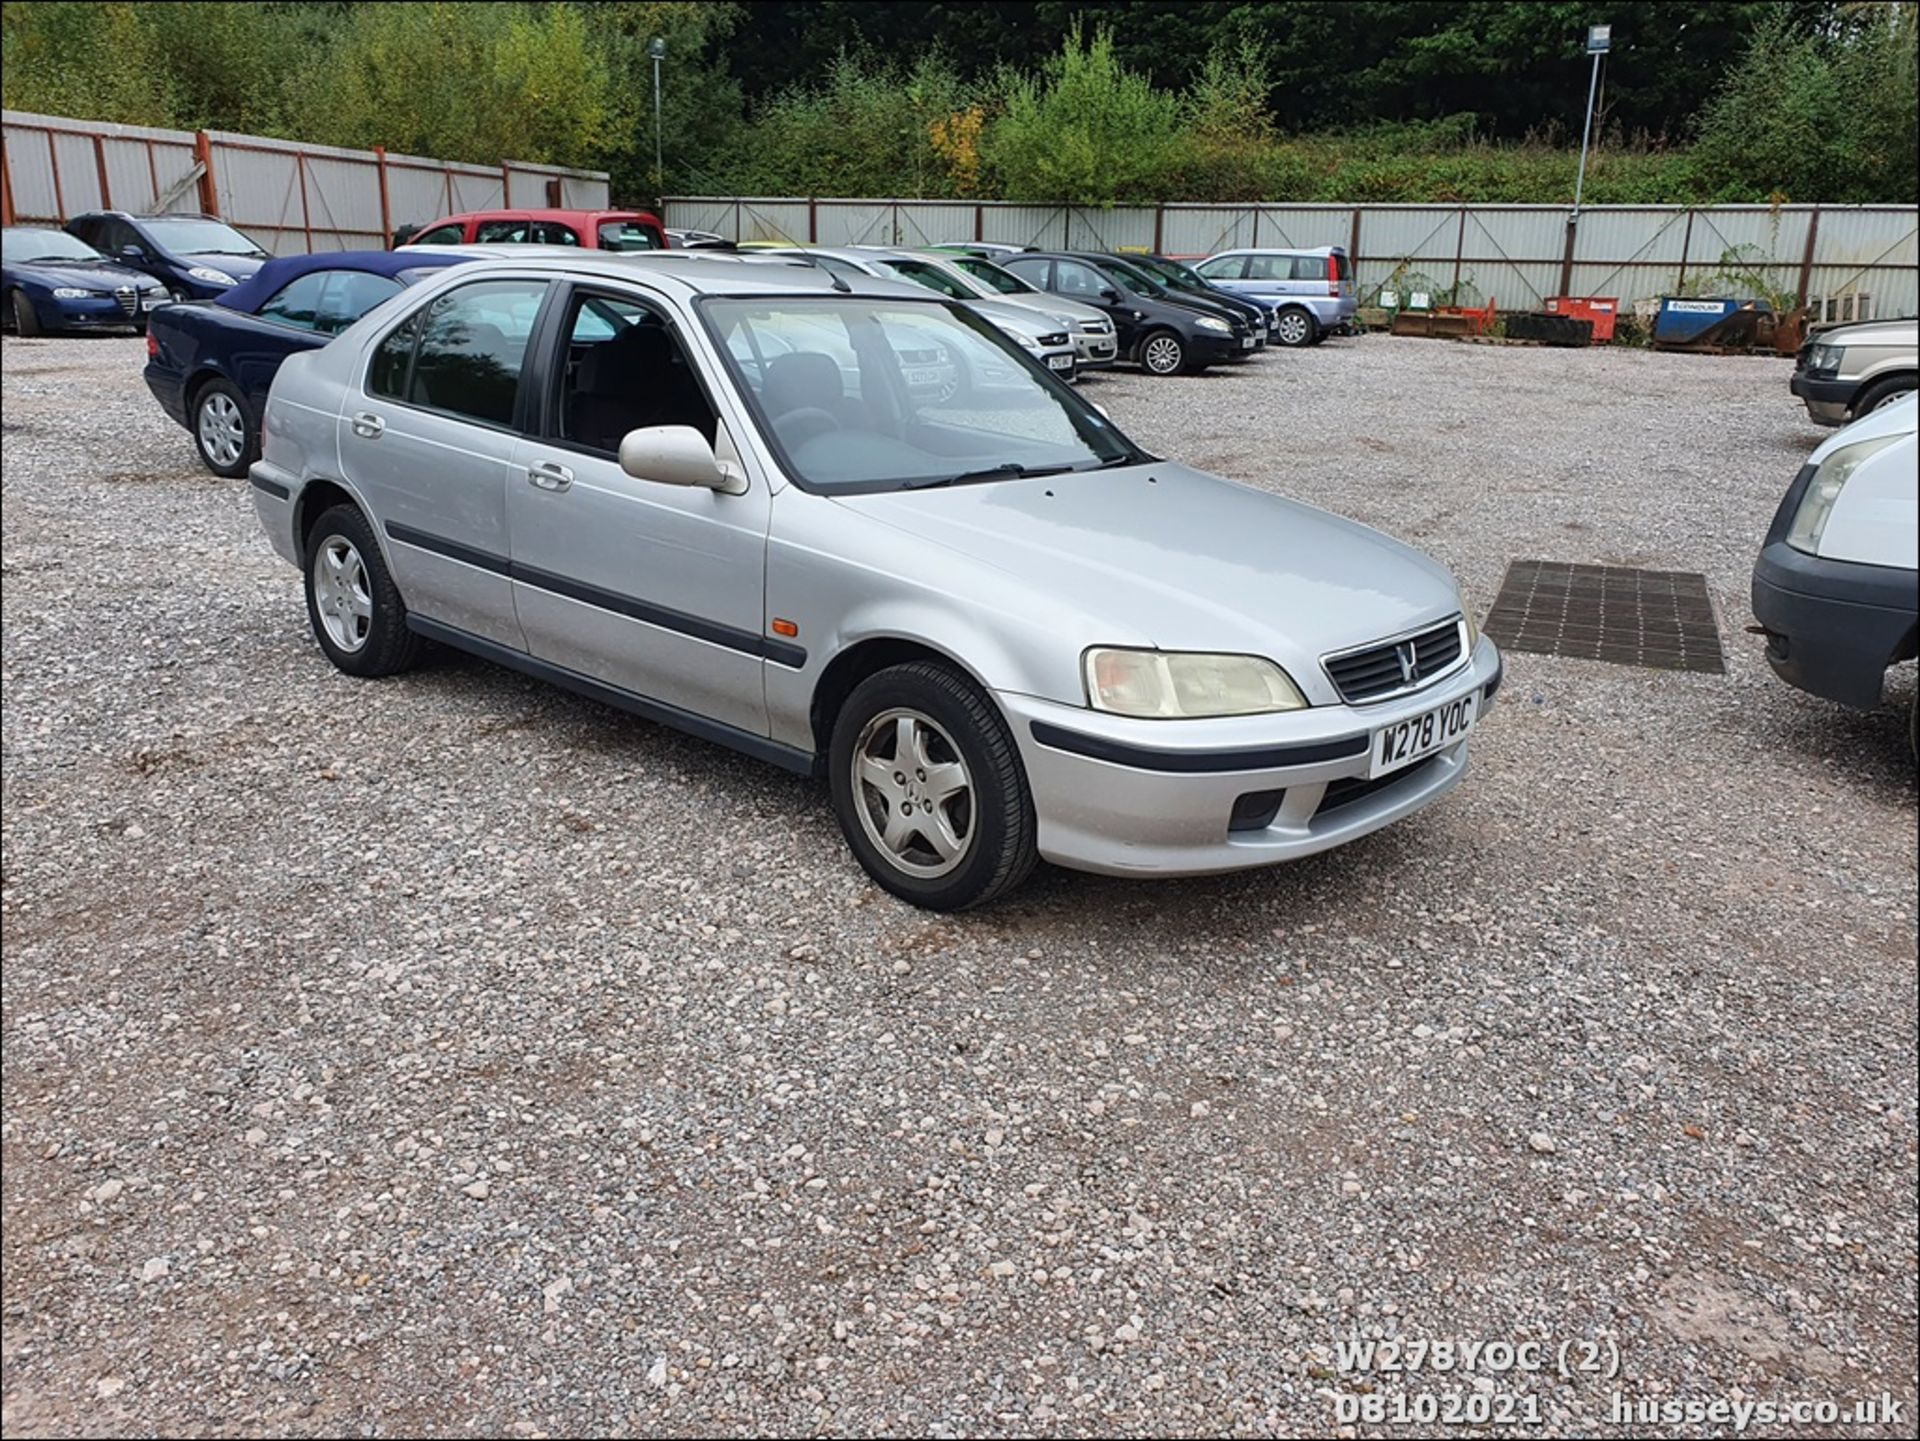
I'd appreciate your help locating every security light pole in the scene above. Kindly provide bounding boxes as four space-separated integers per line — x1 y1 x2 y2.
1561 23 1610 295
648 37 666 196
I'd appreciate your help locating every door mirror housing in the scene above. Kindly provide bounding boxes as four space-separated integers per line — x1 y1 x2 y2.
119 243 146 262
618 425 747 494
1099 288 1122 304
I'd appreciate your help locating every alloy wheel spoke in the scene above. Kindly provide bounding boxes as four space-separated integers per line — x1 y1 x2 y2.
923 761 967 802
858 753 897 796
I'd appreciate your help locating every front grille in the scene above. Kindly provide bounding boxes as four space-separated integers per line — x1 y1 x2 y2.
1323 619 1465 704
1036 332 1067 347
114 286 138 316
1317 757 1439 818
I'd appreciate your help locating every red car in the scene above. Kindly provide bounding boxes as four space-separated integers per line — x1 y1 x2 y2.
397 208 667 252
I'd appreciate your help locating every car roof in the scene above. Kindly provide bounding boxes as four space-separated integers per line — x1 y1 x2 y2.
400 251 943 301
428 208 660 225
218 248 473 313
1211 245 1344 255
71 210 224 223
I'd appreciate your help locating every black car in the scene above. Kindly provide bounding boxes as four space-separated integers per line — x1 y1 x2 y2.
2 225 167 335
1000 251 1244 376
65 211 271 302
1079 253 1261 358
1129 253 1278 345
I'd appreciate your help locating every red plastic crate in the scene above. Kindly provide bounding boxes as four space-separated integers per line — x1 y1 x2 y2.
1545 296 1618 343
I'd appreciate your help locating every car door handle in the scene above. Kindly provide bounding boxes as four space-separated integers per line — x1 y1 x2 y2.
351 411 385 439
527 461 573 493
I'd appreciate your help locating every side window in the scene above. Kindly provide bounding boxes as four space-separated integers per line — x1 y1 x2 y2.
103 219 140 255
1244 255 1291 281
1053 261 1109 298
70 217 102 248
256 272 331 330
411 223 465 246
1196 255 1246 280
405 279 549 425
558 291 715 453
529 222 581 246
1001 258 1051 289
315 271 402 334
369 311 422 399
475 219 531 244
1290 255 1329 281
598 220 662 251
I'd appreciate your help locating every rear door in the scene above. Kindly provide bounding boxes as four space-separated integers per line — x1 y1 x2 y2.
337 274 553 650
505 283 772 735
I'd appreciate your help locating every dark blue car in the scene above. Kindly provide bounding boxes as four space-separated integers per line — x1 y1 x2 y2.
65 211 271 301
146 248 473 476
2 226 168 335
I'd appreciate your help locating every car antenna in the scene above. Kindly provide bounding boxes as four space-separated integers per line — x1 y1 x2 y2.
789 249 850 294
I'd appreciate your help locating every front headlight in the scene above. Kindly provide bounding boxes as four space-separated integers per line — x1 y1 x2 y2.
1459 589 1480 650
1085 648 1309 718
188 266 236 286
1195 316 1231 333
51 287 97 299
1787 433 1901 554
1804 343 1843 375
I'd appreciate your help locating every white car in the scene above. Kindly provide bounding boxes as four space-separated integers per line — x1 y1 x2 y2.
1751 393 1919 746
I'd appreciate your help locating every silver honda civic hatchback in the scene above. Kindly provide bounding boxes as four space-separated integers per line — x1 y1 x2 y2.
249 253 1501 909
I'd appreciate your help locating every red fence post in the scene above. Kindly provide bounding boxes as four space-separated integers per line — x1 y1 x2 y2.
374 146 392 243
195 131 219 215
1 138 15 226
1451 206 1467 296
143 138 159 208
973 202 983 243
49 132 67 222
1675 209 1694 292
92 134 112 208
501 163 512 208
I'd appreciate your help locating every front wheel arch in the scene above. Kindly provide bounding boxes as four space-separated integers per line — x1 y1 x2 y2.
808 635 998 772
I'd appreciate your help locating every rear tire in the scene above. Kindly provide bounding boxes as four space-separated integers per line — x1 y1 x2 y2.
303 504 424 678
7 288 43 337
829 660 1037 910
1273 307 1315 347
191 378 257 479
1856 376 1916 416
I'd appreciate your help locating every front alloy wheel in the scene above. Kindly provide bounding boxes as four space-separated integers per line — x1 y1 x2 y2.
851 709 975 879
1141 331 1186 375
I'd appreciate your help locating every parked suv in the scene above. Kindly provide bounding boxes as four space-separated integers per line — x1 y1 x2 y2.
247 255 1498 908
64 211 270 301
1790 317 1918 426
1752 395 1918 749
402 209 667 252
1196 246 1357 347
1001 252 1243 375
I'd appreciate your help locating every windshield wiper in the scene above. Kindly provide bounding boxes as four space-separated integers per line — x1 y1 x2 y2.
905 461 1075 490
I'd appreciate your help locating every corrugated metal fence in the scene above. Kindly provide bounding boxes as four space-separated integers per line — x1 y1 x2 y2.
665 196 1920 318
2 109 609 254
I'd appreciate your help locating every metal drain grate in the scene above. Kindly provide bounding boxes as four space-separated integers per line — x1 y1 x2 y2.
1482 560 1724 673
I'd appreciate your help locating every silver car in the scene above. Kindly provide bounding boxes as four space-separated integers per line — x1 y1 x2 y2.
891 249 1120 372
250 255 1501 909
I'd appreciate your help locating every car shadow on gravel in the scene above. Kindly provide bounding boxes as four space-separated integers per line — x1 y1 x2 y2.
1737 670 1918 796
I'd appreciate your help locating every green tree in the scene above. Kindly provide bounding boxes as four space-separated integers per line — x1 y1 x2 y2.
1 2 172 126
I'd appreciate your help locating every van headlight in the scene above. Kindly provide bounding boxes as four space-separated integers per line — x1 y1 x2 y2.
1085 648 1308 718
1787 434 1901 554
1195 316 1231 333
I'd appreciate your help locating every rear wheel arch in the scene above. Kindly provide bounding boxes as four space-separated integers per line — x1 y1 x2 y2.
295 478 361 556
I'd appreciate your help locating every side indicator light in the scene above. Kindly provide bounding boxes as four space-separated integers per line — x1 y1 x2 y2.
771 618 799 637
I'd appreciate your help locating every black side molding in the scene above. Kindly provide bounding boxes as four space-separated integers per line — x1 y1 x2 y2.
1029 721 1368 773
406 616 817 777
249 473 291 500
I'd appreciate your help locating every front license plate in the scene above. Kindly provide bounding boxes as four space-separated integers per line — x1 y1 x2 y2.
1369 693 1477 777
906 367 942 387
1239 335 1255 349
1047 353 1073 371
140 294 160 310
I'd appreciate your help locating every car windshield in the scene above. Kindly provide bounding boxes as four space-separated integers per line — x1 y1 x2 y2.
876 258 975 300
702 296 1144 495
950 256 1033 295
3 228 104 263
141 218 266 257
1139 256 1204 289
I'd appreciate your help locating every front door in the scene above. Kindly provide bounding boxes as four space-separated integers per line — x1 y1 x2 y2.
1047 258 1138 351
336 274 552 649
506 284 772 736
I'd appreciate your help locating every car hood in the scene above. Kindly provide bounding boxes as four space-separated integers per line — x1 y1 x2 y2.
1810 317 1917 348
9 258 160 290
966 296 1072 339
995 292 1108 328
829 462 1462 674
180 252 268 280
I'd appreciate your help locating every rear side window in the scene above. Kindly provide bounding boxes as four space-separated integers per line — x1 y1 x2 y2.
529 222 582 246
1244 255 1292 281
317 272 403 332
411 223 465 246
1290 255 1329 281
1001 258 1050 288
405 278 549 426
1196 255 1246 280
598 220 663 251
257 272 329 330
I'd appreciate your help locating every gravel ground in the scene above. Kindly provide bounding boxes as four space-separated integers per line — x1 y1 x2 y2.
2 331 1914 1439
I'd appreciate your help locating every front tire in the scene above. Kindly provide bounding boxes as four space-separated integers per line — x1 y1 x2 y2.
1273 307 1315 347
1140 329 1187 376
303 504 423 678
829 661 1037 910
1856 376 1916 416
7 289 43 337
192 378 256 478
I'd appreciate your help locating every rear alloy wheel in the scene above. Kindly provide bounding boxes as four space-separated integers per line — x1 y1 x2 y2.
1141 330 1187 376
1273 308 1315 347
193 379 256 479
830 661 1037 910
303 504 424 678
7 289 42 338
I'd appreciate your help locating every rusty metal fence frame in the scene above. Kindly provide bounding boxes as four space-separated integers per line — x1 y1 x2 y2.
3 109 609 254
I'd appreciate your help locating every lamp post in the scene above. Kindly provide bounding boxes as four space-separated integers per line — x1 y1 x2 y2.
648 37 666 197
1561 23 1610 295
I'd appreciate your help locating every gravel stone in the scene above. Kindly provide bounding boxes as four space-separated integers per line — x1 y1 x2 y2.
2 334 1914 1437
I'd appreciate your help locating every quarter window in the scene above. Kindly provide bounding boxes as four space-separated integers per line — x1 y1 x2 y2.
597 220 662 251
257 273 329 330
369 312 421 399
267 271 404 335
1291 255 1329 281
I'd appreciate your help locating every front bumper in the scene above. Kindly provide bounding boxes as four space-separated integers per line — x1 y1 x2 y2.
1751 540 1917 707
1074 331 1119 369
998 637 1502 876
34 292 157 330
1184 332 1240 366
1788 370 1852 426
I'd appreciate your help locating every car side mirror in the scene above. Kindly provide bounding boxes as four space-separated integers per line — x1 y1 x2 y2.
1100 288 1121 303
119 244 146 261
618 425 747 494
